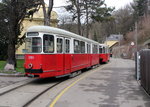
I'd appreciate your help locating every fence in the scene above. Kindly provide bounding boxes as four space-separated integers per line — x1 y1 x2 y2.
140 49 150 95
135 52 140 80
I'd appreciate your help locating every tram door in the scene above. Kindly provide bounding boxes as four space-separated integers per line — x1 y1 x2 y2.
56 37 64 75
64 38 71 74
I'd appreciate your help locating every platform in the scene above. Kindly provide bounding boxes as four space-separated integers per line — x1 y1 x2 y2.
54 58 150 107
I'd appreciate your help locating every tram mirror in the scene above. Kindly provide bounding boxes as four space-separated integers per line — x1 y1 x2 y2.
22 49 27 53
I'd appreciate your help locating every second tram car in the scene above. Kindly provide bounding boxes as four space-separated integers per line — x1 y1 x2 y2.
24 26 110 78
99 44 110 63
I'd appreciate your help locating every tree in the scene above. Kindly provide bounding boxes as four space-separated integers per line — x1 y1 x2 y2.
114 5 135 35
88 0 114 22
40 0 54 26
132 0 147 20
1 0 41 70
66 0 83 35
0 3 9 60
66 0 114 38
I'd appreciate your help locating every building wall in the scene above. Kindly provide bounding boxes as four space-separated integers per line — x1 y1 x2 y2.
16 9 58 58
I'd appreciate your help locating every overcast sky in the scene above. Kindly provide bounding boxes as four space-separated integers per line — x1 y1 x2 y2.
105 0 133 9
49 0 133 9
44 0 134 19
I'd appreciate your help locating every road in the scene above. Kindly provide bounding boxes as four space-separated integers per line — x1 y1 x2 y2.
0 58 149 107
48 58 150 107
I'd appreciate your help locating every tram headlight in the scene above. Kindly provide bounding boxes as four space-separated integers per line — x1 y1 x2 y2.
28 63 33 69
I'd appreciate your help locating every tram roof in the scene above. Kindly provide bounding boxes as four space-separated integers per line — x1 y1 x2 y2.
27 26 99 44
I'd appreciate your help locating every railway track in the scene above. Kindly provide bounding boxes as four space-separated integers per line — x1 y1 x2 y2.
0 79 33 96
0 77 66 107
0 64 102 107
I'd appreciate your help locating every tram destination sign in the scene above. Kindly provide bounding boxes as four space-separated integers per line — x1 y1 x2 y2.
27 32 39 36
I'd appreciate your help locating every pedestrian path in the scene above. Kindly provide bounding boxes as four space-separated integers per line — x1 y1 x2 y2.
54 58 150 107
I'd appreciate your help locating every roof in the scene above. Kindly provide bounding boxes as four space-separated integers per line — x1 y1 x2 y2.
107 34 123 41
144 39 150 45
27 26 100 44
104 41 118 48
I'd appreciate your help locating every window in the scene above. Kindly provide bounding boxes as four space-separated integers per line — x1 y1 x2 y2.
81 41 85 53
87 44 91 53
92 44 98 54
99 46 103 53
74 40 80 53
57 38 63 53
27 32 39 36
92 45 94 53
103 47 105 53
43 35 54 53
95 45 98 53
25 37 42 53
65 39 70 53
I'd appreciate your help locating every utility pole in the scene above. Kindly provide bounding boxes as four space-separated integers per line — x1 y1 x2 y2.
119 33 121 58
148 0 150 15
135 22 138 52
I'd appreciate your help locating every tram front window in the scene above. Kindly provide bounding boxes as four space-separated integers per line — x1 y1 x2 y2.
25 37 42 53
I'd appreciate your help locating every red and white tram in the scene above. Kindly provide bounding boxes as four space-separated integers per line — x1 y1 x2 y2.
24 26 110 78
99 44 110 63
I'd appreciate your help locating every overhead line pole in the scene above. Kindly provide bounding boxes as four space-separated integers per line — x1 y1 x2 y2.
135 22 138 52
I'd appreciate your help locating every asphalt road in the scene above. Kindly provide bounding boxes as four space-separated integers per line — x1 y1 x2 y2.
0 58 150 107
51 58 150 107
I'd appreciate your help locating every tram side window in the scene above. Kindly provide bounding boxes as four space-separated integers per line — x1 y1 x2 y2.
65 39 70 53
43 35 54 53
87 44 91 53
99 47 103 53
57 38 63 53
103 47 105 53
81 41 85 53
95 45 98 53
92 45 94 53
106 47 108 53
74 40 80 53
93 45 98 54
92 45 95 53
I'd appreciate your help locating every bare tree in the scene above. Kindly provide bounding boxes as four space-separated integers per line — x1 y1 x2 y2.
40 0 54 26
66 0 83 35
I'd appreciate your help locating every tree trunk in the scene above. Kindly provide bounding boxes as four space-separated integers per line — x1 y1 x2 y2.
41 0 53 26
47 0 53 26
77 0 81 35
4 1 17 70
85 2 89 38
4 42 16 70
4 24 16 70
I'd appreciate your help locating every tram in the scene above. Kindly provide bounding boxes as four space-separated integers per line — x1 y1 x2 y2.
24 26 110 78
99 44 110 63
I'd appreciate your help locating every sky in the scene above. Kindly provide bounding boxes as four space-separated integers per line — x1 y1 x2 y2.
44 0 134 19
49 0 134 10
105 0 133 9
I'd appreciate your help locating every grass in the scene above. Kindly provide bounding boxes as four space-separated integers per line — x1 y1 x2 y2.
0 59 25 73
0 61 6 70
